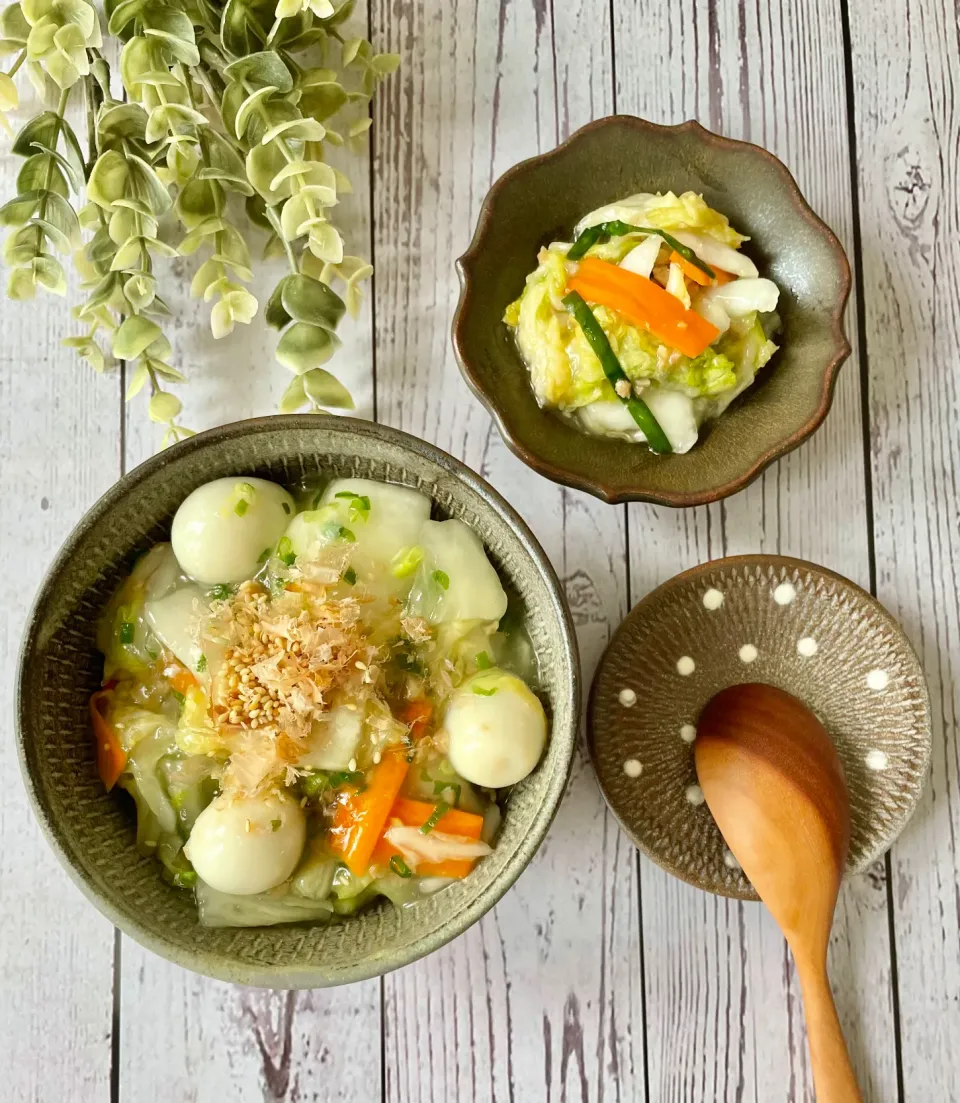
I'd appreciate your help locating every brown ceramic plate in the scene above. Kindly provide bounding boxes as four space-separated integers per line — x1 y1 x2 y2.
16 416 580 987
587 556 931 899
453 116 851 506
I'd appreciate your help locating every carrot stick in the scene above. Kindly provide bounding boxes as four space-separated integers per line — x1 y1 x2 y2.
167 663 198 695
370 798 485 879
713 267 736 285
670 250 712 287
89 689 127 791
569 257 720 359
328 751 410 875
398 699 432 740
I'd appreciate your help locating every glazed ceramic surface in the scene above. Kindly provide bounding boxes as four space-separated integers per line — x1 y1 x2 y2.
16 416 579 987
454 116 851 505
588 555 931 900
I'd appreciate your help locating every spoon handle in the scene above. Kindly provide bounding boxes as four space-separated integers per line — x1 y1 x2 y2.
796 959 863 1102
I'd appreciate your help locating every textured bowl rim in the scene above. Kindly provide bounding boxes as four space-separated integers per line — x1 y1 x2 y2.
16 414 581 987
586 553 932 900
452 115 853 507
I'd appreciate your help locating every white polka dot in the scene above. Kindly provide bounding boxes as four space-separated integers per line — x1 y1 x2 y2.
702 588 724 610
623 758 643 778
797 636 818 657
866 669 889 691
865 750 889 771
723 849 741 870
773 582 796 606
676 656 696 676
680 724 697 744
738 644 758 664
618 688 637 707
685 784 705 806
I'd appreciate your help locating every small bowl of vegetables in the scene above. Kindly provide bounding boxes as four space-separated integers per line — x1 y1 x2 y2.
16 416 579 987
453 116 851 505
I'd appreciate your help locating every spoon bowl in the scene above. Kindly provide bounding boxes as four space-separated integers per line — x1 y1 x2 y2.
696 682 863 1102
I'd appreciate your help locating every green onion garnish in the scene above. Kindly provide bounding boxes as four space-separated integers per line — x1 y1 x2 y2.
281 501 291 514
328 769 365 788
343 566 357 585
562 291 672 454
566 220 715 278
321 522 356 543
432 569 450 590
234 499 249 516
209 583 232 601
172 869 197 888
473 685 497 697
434 779 461 806
171 689 185 706
119 621 135 646
390 855 413 878
277 536 296 566
257 546 272 564
390 545 424 579
301 771 330 797
476 651 492 670
271 818 281 832
196 654 207 673
420 800 450 835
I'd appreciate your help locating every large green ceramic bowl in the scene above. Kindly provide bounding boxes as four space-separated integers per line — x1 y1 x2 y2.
453 116 852 505
16 416 579 988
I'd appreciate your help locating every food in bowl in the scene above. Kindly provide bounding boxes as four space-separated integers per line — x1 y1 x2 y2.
503 191 781 453
90 474 547 928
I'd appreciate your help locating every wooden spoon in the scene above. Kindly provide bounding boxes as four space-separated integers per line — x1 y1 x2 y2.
695 683 862 1103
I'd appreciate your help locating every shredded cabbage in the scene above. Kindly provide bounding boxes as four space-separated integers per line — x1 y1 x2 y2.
575 191 748 248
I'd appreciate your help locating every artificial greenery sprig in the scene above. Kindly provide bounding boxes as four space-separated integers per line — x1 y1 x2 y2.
0 0 397 441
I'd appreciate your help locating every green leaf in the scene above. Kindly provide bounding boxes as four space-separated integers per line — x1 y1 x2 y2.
26 141 81 193
33 254 66 294
280 273 345 330
143 26 200 65
43 191 82 247
110 235 144 270
234 85 277 140
245 192 271 230
113 315 162 358
16 155 68 198
298 79 347 122
276 321 340 374
278 372 307 413
95 102 150 146
149 390 182 422
11 111 60 158
1 3 30 42
220 0 268 58
265 276 292 329
33 217 73 253
224 51 293 93
245 142 290 204
371 53 400 76
107 0 147 35
302 367 353 409
7 265 36 300
261 117 325 145
341 37 363 66
175 177 223 229
87 150 130 210
0 191 41 226
124 271 156 310
126 360 149 398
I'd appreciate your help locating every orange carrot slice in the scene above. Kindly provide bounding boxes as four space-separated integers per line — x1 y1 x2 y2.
669 249 713 287
89 689 127 791
328 751 409 875
370 798 485 879
569 257 720 358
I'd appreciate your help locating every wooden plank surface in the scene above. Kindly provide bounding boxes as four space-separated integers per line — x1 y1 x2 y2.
614 1 899 1100
0 77 117 1103
848 0 960 1096
372 1 645 1100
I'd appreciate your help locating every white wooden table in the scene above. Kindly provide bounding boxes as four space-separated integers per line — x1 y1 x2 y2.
2 1 957 1099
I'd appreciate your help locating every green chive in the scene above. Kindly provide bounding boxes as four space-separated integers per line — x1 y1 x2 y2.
119 621 135 646
476 651 492 670
257 546 272 564
566 220 715 278
562 291 672 454
209 583 233 601
343 566 357 585
328 769 365 788
171 689 185 706
473 685 497 696
271 818 281 832
434 779 461 806
301 771 330 797
390 855 413 878
196 654 207 673
334 491 356 500
390 545 424 579
234 499 249 516
173 869 197 888
420 800 450 835
432 569 450 590
281 501 291 514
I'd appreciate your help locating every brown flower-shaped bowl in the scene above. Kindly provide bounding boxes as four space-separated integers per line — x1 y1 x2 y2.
453 116 852 506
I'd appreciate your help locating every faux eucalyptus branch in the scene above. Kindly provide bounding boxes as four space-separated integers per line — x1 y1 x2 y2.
0 0 396 442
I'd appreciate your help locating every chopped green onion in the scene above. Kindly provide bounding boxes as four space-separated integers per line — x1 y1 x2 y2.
420 800 450 835
473 685 497 697
566 220 715 278
171 689 185 706
234 499 249 516
281 501 291 514
321 522 356 543
562 291 672 454
277 536 296 566
390 855 413 878
172 869 197 888
334 491 371 522
271 818 281 832
209 583 233 601
196 654 207 673
475 650 492 670
334 491 357 500
390 544 424 578
301 771 330 797
312 490 324 509
432 569 450 590
328 769 365 788
119 621 135 646
257 546 272 564
342 566 358 586
434 779 462 806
